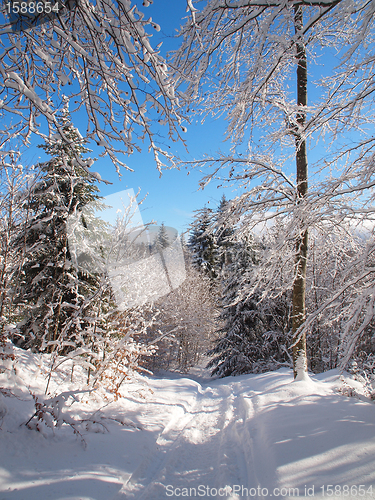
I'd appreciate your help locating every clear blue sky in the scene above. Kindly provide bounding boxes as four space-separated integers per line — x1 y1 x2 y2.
83 0 233 235
18 0 346 235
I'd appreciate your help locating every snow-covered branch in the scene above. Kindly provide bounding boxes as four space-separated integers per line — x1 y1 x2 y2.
0 0 185 173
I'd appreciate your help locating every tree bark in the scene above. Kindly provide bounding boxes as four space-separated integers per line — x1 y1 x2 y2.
292 4 308 379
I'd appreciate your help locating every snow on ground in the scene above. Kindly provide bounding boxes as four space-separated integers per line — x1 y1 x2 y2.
0 349 375 500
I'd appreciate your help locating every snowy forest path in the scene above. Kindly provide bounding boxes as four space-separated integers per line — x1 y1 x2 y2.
2 359 375 500
115 376 278 500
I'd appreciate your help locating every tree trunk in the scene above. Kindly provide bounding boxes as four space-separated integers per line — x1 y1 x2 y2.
292 4 308 379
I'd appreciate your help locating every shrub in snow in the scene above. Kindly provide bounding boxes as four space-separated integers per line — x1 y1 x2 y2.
25 390 90 446
346 356 375 401
0 336 15 371
92 305 158 398
95 338 155 400
24 388 143 448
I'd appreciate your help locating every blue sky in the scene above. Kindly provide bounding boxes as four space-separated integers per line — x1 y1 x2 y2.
93 0 234 232
80 0 347 235
91 113 233 236
17 0 235 235
15 0 353 236
81 0 233 235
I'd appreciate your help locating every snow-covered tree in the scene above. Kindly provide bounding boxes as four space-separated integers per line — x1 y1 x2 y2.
143 242 219 373
214 195 235 274
0 0 184 173
12 111 105 352
173 0 375 378
156 222 169 250
298 224 375 373
208 227 292 377
188 206 218 280
302 227 354 372
0 157 37 363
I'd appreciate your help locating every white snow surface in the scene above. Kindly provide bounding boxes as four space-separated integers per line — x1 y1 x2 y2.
1 350 375 500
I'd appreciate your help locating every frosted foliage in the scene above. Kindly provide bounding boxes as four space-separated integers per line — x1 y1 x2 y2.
144 254 219 373
257 221 375 374
67 189 186 310
172 0 375 235
163 240 187 290
0 0 184 172
301 228 375 372
174 0 375 149
109 251 170 309
0 161 37 354
173 0 375 376
200 200 375 376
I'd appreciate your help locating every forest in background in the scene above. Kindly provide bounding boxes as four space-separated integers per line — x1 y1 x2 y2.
0 0 375 398
1 116 375 401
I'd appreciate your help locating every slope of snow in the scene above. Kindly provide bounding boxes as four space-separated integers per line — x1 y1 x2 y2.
0 349 375 500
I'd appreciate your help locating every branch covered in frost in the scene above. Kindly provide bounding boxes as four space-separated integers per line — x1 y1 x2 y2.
0 0 185 173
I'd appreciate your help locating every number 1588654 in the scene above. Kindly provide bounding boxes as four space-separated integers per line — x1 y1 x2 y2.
5 2 60 15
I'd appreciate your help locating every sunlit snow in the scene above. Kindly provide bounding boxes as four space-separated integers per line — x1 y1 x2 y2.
0 350 374 500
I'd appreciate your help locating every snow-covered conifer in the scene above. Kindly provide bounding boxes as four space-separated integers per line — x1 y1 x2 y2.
156 223 169 250
207 229 292 377
188 207 218 280
12 109 105 352
214 195 235 274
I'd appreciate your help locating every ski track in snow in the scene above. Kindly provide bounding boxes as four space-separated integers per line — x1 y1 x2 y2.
113 372 375 500
1 359 375 500
118 380 267 500
118 382 231 498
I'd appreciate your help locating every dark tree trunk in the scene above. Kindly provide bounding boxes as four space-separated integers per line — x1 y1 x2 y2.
292 4 308 379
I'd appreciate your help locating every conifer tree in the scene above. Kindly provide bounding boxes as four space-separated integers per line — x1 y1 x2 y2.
207 231 292 377
215 195 235 274
13 109 104 352
188 207 218 280
157 223 170 250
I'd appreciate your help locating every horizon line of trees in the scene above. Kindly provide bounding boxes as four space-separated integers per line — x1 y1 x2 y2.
1 130 375 386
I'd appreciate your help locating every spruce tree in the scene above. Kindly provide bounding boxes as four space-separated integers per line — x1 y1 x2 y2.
13 109 103 352
188 207 218 280
157 223 170 250
214 195 235 274
207 232 292 377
